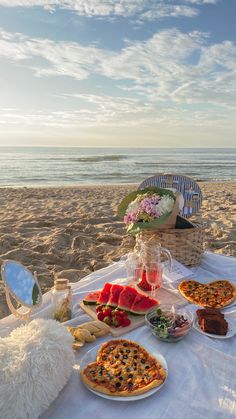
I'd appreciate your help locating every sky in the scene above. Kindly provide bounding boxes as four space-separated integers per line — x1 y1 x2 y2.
0 0 235 147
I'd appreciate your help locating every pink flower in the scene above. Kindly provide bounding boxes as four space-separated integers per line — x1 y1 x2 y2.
139 195 160 217
124 211 138 224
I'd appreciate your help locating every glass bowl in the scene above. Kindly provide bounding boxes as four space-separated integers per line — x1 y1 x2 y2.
145 305 193 342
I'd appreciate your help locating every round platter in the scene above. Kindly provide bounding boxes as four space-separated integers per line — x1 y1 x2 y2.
80 341 168 401
193 316 236 339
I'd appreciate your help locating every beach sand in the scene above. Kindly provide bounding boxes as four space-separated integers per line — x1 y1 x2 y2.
0 182 236 318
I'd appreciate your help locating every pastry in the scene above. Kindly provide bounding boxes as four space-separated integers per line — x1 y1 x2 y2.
67 321 110 349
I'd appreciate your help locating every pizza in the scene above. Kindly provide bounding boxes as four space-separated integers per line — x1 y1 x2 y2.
80 339 166 396
178 279 236 308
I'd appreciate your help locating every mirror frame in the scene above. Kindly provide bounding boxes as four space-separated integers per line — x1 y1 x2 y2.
1 259 42 309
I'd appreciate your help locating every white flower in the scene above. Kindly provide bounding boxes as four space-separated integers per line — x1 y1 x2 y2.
126 197 141 214
157 195 175 215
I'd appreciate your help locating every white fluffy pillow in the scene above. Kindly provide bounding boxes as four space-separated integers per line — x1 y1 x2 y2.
0 318 74 419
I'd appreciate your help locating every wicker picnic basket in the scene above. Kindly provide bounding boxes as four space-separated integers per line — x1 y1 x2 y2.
137 174 205 266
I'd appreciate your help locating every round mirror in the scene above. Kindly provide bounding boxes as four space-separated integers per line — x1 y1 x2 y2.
1 260 42 319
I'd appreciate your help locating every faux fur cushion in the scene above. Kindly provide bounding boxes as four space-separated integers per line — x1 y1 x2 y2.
0 318 74 419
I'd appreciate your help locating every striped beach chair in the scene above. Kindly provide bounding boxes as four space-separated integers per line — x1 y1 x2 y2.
138 173 202 218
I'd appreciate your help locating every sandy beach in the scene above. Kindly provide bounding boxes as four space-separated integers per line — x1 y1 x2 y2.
0 181 236 318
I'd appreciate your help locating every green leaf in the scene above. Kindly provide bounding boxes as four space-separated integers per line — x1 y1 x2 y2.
117 187 175 218
117 190 142 217
127 211 172 235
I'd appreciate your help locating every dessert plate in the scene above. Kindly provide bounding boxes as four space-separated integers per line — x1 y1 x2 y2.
193 316 236 339
80 341 168 401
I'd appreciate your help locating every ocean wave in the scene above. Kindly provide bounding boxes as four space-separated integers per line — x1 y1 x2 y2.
135 162 236 167
68 155 127 163
87 173 140 179
1 147 236 186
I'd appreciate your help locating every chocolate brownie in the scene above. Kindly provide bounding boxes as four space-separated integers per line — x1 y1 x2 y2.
196 308 223 323
199 316 228 335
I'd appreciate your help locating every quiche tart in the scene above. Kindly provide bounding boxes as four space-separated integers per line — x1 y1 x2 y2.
178 279 236 308
80 339 166 397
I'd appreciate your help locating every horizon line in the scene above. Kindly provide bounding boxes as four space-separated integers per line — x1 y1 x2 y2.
0 145 236 149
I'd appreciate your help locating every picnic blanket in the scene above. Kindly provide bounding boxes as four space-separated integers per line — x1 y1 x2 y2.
0 252 236 419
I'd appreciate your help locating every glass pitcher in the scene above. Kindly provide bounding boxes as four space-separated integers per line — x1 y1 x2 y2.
135 239 172 294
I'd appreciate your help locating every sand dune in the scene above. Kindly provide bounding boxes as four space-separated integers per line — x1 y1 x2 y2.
0 182 236 318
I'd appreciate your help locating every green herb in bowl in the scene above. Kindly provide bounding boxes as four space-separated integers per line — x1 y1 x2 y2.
145 305 193 342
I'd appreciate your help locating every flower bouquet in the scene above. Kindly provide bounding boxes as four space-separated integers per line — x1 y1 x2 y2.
118 187 179 235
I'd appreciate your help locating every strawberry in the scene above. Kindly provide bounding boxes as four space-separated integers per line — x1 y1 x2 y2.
116 310 126 317
111 313 123 327
97 311 106 321
112 318 120 328
116 315 123 324
96 305 104 313
113 309 125 317
103 307 112 317
103 316 112 326
122 317 131 327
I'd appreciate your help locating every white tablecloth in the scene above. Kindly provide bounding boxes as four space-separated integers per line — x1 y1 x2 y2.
1 252 236 419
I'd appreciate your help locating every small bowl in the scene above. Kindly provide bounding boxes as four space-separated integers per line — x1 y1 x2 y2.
145 305 193 342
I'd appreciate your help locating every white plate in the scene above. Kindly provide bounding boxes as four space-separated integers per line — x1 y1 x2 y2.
221 299 236 310
193 316 236 339
80 340 168 401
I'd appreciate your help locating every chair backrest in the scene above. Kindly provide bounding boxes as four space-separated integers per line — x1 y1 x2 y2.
138 173 202 218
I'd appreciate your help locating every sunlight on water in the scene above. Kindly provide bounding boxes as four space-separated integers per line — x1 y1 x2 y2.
0 147 236 186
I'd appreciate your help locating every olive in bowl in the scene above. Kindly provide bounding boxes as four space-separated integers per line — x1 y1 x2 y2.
145 305 193 342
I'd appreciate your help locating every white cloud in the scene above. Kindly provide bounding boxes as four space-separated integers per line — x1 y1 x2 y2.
0 25 235 136
0 26 236 112
0 28 109 79
0 99 155 128
140 5 199 21
185 1 217 4
67 93 151 112
0 103 234 133
0 0 218 20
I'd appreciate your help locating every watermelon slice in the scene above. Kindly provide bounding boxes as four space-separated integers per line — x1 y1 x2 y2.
83 290 101 305
107 284 124 307
130 294 159 315
118 286 139 311
97 283 113 305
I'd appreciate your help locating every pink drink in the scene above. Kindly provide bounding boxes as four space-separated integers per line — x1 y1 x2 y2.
136 266 162 291
134 266 142 282
146 268 162 288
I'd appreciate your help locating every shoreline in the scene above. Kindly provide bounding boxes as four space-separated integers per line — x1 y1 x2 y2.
0 180 236 189
0 181 236 318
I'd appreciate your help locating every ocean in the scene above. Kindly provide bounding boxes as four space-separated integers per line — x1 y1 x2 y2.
0 147 236 187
